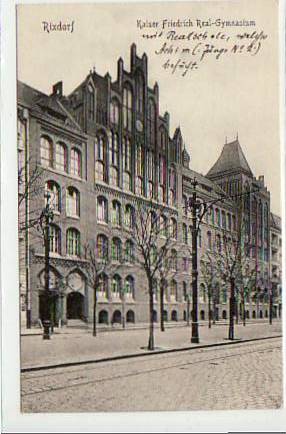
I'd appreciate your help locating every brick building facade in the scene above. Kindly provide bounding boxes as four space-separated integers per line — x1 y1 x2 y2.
17 44 282 328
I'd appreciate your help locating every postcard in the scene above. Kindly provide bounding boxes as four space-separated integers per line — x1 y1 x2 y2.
1 0 285 431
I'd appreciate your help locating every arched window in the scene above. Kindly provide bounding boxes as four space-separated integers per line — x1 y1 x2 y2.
207 231 212 250
125 276 134 299
110 99 119 125
66 187 80 217
147 99 156 144
95 135 107 182
70 148 81 177
66 228 80 256
55 142 67 172
111 238 122 261
123 86 133 131
45 181 60 212
87 84 95 120
182 257 189 272
97 234 108 259
97 196 108 223
182 195 188 217
170 280 177 301
125 240 134 263
49 225 61 254
98 273 108 298
182 223 188 244
111 200 121 226
170 218 177 239
183 282 187 301
111 275 121 298
136 176 143 196
124 204 134 229
40 136 53 168
147 149 154 198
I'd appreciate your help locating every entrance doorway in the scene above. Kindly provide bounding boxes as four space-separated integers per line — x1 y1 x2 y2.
67 292 84 319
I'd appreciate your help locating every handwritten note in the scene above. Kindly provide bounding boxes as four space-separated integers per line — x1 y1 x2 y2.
137 18 268 77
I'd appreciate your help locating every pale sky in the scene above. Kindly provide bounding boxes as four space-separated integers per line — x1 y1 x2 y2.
17 0 282 215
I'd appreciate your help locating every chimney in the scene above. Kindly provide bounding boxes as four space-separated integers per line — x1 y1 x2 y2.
131 43 136 71
52 81 63 96
117 57 123 88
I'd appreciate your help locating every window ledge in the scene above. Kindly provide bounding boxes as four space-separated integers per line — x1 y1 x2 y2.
67 214 80 220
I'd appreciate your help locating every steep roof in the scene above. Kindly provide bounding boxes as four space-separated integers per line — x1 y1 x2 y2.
207 139 253 177
270 212 281 231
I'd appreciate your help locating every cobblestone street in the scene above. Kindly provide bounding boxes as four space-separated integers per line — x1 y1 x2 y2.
21 337 283 412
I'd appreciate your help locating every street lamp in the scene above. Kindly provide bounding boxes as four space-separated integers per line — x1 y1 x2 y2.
38 191 54 339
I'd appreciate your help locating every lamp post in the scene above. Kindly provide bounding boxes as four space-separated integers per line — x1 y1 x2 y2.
39 191 54 339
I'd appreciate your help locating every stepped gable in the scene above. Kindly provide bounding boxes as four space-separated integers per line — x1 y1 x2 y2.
207 139 253 177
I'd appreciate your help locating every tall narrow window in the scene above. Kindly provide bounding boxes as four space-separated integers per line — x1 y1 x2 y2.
109 132 119 187
66 187 80 217
55 142 67 172
66 228 80 256
97 196 108 223
125 276 134 298
49 225 61 254
97 234 108 259
111 275 121 297
136 74 144 114
207 231 212 250
111 200 121 226
159 127 167 150
45 181 60 213
125 240 134 263
70 148 81 177
124 204 134 229
87 84 95 120
98 273 108 298
40 136 53 168
147 99 156 145
110 99 119 125
95 135 107 182
123 137 132 191
111 238 122 262
123 86 133 131
222 211 226 229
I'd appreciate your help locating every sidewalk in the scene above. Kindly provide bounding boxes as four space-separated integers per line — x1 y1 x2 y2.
21 320 282 371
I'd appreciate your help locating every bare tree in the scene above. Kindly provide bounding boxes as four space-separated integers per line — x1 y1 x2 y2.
123 200 174 350
200 252 221 329
18 156 45 233
84 239 112 337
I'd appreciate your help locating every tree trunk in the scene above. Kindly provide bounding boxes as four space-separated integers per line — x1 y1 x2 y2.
269 291 273 325
212 297 216 324
228 277 235 340
148 279 155 350
93 287 97 337
208 289 211 329
242 294 246 326
235 298 239 325
160 281 165 332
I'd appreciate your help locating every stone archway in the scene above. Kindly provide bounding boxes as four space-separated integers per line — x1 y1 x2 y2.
67 292 84 319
